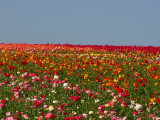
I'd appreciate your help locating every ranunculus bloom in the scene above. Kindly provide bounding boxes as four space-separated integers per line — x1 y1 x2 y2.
54 75 59 80
38 116 44 120
22 114 29 119
121 101 128 108
6 112 11 116
34 100 42 106
0 103 5 109
45 113 56 119
63 83 69 89
6 117 14 120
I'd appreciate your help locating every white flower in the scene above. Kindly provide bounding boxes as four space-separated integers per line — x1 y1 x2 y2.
89 111 93 114
104 110 107 114
53 100 58 104
147 108 150 112
54 75 59 80
51 90 57 94
129 105 134 109
17 71 20 74
134 103 142 110
131 101 135 105
48 105 54 112
99 115 103 119
112 99 117 103
95 99 100 103
63 83 69 89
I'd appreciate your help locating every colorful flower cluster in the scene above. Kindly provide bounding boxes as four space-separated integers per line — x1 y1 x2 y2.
0 43 160 119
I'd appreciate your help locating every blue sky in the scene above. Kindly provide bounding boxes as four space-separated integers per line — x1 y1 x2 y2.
0 0 160 46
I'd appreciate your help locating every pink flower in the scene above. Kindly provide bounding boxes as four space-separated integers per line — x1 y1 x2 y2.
108 101 114 107
6 117 14 120
45 113 56 119
111 92 115 96
38 116 44 120
133 111 138 116
19 82 23 86
6 112 11 116
149 114 155 118
82 113 88 118
0 103 5 109
137 118 141 120
0 82 3 87
121 101 128 108
22 114 29 119
99 105 105 110
96 92 99 95
53 83 58 88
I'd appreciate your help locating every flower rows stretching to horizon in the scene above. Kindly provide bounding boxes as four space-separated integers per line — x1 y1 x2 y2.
0 43 160 120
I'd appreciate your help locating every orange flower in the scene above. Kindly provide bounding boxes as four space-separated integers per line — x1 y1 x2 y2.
153 91 158 94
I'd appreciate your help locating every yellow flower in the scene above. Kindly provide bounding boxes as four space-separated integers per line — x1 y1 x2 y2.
155 82 159 86
81 99 84 103
150 98 156 102
114 79 118 83
84 74 88 79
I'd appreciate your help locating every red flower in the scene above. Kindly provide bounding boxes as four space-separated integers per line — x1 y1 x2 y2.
0 61 3 66
141 83 145 87
4 81 9 84
156 98 160 104
1 99 7 103
54 71 59 75
68 95 73 100
133 89 137 92
117 88 123 93
41 95 46 98
144 78 148 83
73 96 81 102
34 100 42 106
8 66 15 70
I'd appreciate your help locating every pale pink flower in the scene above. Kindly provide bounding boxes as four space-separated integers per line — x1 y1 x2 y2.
6 117 14 120
108 101 114 107
82 113 88 118
22 114 29 119
38 116 44 120
6 112 11 116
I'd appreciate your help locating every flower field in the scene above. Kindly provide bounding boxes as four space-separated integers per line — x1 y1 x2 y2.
0 43 160 120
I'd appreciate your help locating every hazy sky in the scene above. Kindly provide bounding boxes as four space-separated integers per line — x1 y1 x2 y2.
0 0 160 46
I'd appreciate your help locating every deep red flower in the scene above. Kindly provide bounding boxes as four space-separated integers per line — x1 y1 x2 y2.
133 89 137 92
34 100 42 106
156 98 160 104
117 88 123 93
0 61 3 66
141 83 145 87
41 95 46 98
